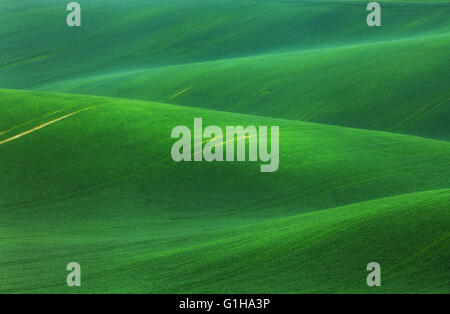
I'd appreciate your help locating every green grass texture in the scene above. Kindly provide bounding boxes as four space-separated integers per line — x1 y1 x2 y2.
0 0 449 293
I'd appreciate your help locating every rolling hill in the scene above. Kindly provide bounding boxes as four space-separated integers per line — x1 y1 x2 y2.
0 0 449 294
2 0 448 138
0 89 449 292
38 32 450 140
1 0 449 90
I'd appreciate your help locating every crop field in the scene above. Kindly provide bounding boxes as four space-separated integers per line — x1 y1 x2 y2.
0 0 449 293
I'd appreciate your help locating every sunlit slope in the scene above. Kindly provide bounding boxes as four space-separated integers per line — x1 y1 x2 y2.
0 89 449 217
0 89 449 293
1 0 449 89
41 32 450 140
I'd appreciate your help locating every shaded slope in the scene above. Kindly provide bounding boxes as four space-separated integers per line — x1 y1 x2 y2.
40 33 450 140
1 186 449 293
123 188 450 294
1 0 449 89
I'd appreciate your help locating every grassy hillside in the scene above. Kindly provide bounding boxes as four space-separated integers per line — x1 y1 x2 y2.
1 0 449 90
0 0 449 294
40 32 450 140
2 0 447 138
1 89 449 215
0 89 449 293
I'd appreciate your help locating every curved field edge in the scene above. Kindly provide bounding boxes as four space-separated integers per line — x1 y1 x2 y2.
0 88 449 216
37 32 450 141
0 0 448 295
147 188 450 294
1 0 449 89
1 188 449 293
0 89 448 293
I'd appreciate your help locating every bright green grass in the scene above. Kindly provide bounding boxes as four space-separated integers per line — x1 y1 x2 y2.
1 0 449 294
2 188 449 293
0 89 449 293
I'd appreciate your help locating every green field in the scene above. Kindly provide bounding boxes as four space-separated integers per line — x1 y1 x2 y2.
0 0 449 293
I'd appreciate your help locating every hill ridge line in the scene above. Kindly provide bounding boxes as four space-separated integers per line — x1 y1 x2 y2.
2 88 449 144
32 31 450 90
100 187 450 261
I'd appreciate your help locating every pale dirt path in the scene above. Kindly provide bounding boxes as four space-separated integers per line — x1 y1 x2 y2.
0 106 95 145
169 87 191 100
0 109 63 136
